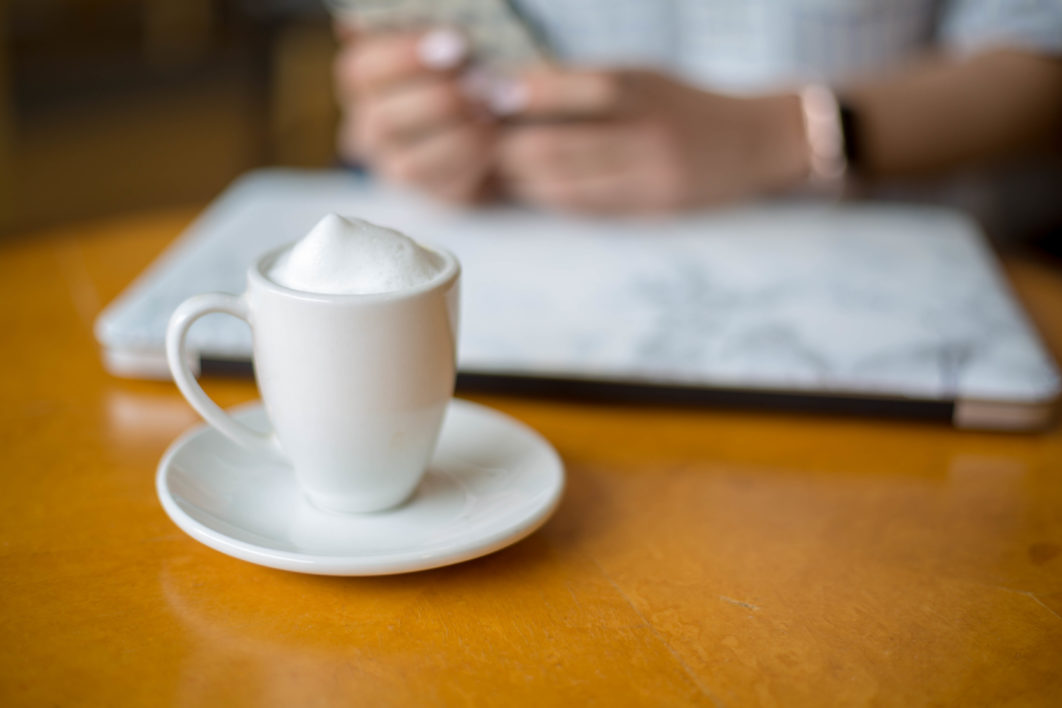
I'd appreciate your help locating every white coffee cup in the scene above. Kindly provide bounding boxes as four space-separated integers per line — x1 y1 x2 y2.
166 243 460 513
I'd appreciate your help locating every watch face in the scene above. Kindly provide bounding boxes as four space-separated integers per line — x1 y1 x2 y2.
325 0 548 72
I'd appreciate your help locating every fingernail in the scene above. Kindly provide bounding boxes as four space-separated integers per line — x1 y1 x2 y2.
486 78 529 116
418 29 467 70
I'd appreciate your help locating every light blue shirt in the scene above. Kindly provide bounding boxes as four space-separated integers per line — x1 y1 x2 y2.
514 0 1062 91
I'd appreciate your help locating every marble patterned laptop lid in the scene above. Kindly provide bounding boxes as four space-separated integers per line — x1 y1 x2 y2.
95 169 1060 429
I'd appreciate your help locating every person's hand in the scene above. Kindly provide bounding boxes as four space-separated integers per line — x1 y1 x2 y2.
334 27 496 204
496 69 812 214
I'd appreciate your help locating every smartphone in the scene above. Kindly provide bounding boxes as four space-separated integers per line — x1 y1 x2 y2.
324 0 549 73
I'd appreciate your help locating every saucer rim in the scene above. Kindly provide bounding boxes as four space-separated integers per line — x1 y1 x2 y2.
156 398 564 576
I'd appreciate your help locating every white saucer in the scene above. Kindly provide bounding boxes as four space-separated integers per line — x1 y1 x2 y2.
157 399 564 575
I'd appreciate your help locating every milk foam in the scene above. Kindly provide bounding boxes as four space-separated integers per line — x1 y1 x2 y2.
269 214 443 295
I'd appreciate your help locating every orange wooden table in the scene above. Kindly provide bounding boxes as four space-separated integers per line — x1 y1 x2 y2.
2 210 1061 706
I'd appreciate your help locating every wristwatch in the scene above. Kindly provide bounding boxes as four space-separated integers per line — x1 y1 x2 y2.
798 84 861 192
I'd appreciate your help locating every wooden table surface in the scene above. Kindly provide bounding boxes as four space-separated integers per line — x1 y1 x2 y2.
2 210 1062 707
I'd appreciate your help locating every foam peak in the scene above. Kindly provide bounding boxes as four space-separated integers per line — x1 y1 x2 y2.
269 214 443 295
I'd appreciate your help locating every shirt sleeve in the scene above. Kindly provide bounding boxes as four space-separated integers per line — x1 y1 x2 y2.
941 0 1062 55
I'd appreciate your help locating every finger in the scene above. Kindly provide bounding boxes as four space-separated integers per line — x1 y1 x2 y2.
432 169 494 205
508 155 687 215
498 122 637 181
492 69 626 119
335 28 468 99
356 76 475 151
382 123 494 192
508 171 639 214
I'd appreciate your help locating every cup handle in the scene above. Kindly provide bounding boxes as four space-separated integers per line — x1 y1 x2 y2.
166 293 281 455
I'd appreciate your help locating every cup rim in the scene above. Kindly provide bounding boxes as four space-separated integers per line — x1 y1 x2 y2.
249 241 460 303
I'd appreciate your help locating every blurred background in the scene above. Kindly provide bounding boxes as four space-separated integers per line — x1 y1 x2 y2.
1 0 338 235
3 1 1060 251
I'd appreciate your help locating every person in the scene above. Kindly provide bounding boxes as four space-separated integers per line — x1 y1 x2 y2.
332 0 1062 226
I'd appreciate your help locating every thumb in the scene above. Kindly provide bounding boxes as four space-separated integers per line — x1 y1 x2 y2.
490 69 628 119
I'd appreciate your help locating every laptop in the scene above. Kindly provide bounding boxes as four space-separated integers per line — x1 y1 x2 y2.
95 169 1060 430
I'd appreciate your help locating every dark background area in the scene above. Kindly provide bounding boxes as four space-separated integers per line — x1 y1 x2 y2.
2 0 339 234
